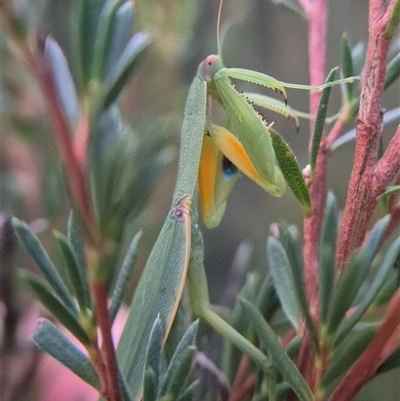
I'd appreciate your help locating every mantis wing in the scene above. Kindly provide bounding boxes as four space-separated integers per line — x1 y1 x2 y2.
118 74 207 398
117 197 191 399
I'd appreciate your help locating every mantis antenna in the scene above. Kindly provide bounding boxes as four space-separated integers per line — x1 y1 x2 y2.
217 0 225 56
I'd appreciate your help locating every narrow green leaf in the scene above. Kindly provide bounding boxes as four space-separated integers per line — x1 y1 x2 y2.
145 316 163 390
69 0 85 94
319 326 376 389
66 211 90 310
77 0 107 83
44 37 80 129
267 237 319 352
176 381 198 401
53 231 91 312
252 382 292 401
239 297 313 401
271 0 307 19
371 273 400 308
351 42 365 77
143 369 157 401
276 382 292 401
101 32 151 109
355 216 390 286
385 52 400 90
331 107 400 152
222 273 258 383
379 185 400 198
67 211 87 273
278 224 303 281
310 67 338 177
20 271 90 345
109 230 142 323
340 34 354 100
32 319 99 388
376 347 400 376
285 335 301 360
255 273 279 321
12 217 77 313
319 192 338 324
117 197 191 399
334 237 400 346
118 367 134 401
192 353 229 399
160 321 198 397
325 254 360 338
267 237 301 330
325 216 390 337
172 76 207 204
270 129 312 216
91 0 120 81
163 347 196 400
163 290 193 363
109 121 172 225
104 1 135 80
90 105 123 222
384 0 400 39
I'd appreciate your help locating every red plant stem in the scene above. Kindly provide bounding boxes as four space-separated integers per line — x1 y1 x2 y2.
328 289 400 401
295 0 329 394
230 374 256 401
91 280 122 401
231 355 250 393
336 0 398 271
23 46 97 245
307 0 327 118
374 126 400 192
303 0 327 308
89 340 109 397
325 116 346 150
303 145 328 308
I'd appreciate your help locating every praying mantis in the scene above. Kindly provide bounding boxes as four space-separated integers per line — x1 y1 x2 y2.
116 2 357 400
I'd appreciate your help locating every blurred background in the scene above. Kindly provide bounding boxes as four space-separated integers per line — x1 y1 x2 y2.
1 0 399 400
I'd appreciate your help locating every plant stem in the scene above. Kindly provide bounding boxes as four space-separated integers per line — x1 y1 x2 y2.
296 0 328 394
5 22 124 399
303 0 327 309
20 41 97 245
336 0 398 271
328 289 400 401
91 279 122 401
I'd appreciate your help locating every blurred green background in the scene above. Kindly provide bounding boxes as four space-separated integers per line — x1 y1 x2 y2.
1 0 399 400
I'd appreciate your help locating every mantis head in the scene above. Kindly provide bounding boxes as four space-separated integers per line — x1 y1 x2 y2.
198 55 224 82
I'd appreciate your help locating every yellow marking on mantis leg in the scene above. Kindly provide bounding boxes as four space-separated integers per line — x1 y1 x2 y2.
199 135 220 228
198 135 239 228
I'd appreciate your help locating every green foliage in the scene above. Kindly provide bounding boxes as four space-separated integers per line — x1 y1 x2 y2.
310 67 338 177
32 319 100 388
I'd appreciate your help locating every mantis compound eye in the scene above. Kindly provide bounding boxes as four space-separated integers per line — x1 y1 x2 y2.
222 156 238 178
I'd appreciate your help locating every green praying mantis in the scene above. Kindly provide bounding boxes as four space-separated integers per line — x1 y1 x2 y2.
116 3 358 400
